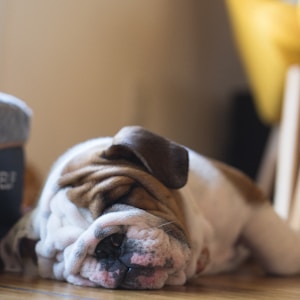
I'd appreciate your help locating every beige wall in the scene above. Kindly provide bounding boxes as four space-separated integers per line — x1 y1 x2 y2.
0 0 247 179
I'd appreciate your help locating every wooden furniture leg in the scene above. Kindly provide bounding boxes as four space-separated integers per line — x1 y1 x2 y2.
274 66 300 221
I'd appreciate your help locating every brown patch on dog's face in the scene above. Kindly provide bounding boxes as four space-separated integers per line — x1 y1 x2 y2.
58 126 191 243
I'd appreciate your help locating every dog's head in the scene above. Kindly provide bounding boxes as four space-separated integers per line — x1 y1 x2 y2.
3 126 191 289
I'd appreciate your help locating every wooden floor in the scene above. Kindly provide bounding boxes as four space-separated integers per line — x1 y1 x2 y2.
1 265 300 299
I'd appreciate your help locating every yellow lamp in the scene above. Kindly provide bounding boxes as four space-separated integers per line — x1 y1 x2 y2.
226 0 300 124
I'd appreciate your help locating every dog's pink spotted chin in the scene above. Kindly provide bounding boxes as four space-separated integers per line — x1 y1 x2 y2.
90 270 121 289
122 268 168 289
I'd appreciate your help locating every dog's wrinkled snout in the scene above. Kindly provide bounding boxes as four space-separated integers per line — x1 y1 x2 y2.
94 233 125 260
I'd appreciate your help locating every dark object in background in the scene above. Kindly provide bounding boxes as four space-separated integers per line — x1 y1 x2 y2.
0 147 24 236
0 93 32 239
225 91 271 180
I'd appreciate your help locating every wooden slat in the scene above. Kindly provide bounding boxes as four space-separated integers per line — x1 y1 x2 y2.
274 66 300 220
256 126 279 198
1 266 300 300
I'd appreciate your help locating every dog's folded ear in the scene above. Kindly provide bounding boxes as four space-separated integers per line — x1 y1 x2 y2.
102 126 189 189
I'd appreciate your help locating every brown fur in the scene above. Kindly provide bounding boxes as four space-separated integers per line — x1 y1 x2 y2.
212 160 268 204
22 163 41 214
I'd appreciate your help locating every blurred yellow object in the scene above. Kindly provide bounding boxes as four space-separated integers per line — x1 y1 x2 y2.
226 0 300 124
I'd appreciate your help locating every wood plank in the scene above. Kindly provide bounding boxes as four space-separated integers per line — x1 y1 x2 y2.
1 265 300 300
274 66 300 220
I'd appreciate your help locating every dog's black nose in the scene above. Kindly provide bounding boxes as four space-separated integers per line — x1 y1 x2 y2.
94 233 125 260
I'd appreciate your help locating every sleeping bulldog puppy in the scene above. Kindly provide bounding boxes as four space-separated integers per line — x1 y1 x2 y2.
1 126 300 289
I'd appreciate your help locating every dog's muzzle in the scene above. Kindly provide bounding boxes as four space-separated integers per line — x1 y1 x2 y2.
93 230 184 289
54 207 191 290
93 232 162 288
